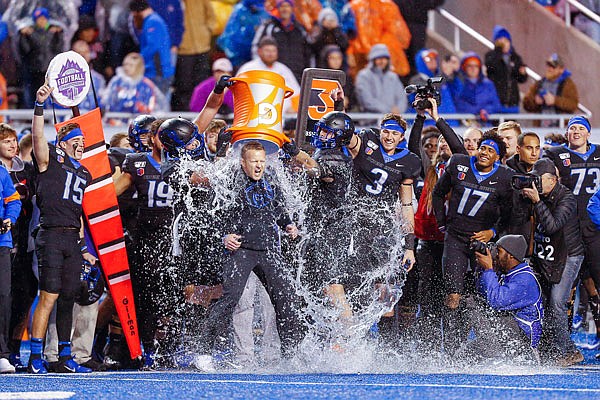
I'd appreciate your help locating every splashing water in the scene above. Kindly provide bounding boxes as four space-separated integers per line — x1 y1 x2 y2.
166 151 545 374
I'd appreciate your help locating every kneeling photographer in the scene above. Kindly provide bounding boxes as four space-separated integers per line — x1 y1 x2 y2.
518 159 585 366
467 235 543 362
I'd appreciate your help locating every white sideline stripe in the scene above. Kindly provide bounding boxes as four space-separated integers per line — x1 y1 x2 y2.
15 375 600 393
88 209 121 224
85 178 112 192
0 392 75 399
109 273 130 285
82 146 106 159
98 241 125 255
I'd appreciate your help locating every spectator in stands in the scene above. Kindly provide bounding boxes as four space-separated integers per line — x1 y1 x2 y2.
102 52 168 124
497 121 522 161
523 53 579 127
556 0 600 43
484 25 528 113
407 49 457 126
172 0 215 111
462 127 482 157
238 36 301 113
395 0 444 77
355 44 407 114
310 8 349 65
453 52 502 121
17 7 64 107
252 0 312 84
148 0 183 64
347 0 412 78
105 3 138 78
71 40 106 113
217 0 270 69
440 54 461 99
265 0 323 33
189 58 234 114
128 0 174 95
320 45 355 110
71 15 109 80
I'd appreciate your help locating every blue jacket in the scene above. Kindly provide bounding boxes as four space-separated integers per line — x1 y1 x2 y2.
407 49 458 126
477 263 544 348
454 52 502 115
217 0 270 68
134 12 174 79
149 0 184 48
0 165 21 248
588 187 600 230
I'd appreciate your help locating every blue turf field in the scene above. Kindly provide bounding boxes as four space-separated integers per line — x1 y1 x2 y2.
3 367 600 400
4 346 600 400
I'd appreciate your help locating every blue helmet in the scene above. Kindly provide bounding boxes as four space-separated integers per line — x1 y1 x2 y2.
128 114 157 152
157 117 205 160
311 112 355 149
76 261 105 306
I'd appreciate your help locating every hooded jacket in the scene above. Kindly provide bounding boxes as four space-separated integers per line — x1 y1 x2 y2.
355 44 408 113
217 0 270 67
484 25 528 108
407 49 458 125
347 0 411 76
454 52 502 115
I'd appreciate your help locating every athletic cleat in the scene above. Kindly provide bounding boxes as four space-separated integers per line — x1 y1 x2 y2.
55 358 92 373
141 351 156 371
27 358 48 374
0 358 16 373
80 358 107 372
8 353 27 373
579 336 600 350
192 354 216 372
572 314 583 330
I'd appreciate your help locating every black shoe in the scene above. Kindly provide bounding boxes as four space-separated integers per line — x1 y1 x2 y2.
102 355 122 371
80 358 107 372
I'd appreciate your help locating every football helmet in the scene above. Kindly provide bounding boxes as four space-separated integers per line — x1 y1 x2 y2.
311 112 355 149
128 114 157 152
157 117 205 160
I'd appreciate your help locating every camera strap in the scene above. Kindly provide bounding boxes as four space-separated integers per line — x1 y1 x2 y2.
527 204 535 257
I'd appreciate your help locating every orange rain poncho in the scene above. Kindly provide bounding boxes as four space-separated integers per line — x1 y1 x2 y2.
347 0 411 77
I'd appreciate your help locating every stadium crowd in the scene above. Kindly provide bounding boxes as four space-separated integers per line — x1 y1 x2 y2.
0 0 598 375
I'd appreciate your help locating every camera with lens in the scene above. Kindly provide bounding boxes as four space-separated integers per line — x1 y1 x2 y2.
511 174 542 193
470 239 498 259
405 76 443 110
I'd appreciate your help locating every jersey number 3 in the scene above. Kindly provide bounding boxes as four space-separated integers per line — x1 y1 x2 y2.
62 171 86 205
366 168 389 195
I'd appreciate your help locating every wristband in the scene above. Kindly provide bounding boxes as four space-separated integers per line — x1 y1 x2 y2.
34 103 44 116
78 238 88 254
490 228 497 238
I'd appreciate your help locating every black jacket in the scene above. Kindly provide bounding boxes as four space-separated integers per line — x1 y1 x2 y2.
506 154 534 241
531 182 584 283
484 47 527 108
253 17 311 83
18 26 64 74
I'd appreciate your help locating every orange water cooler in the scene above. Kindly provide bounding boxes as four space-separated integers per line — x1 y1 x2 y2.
228 70 294 154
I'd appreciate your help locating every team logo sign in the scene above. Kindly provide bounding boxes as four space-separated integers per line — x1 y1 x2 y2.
458 172 466 180
46 51 91 107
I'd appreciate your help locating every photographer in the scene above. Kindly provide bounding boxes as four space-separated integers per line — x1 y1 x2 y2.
473 235 543 359
522 159 584 366
507 132 541 240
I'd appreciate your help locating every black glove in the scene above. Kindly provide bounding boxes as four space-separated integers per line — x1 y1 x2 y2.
216 127 232 156
213 75 232 94
282 140 300 157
